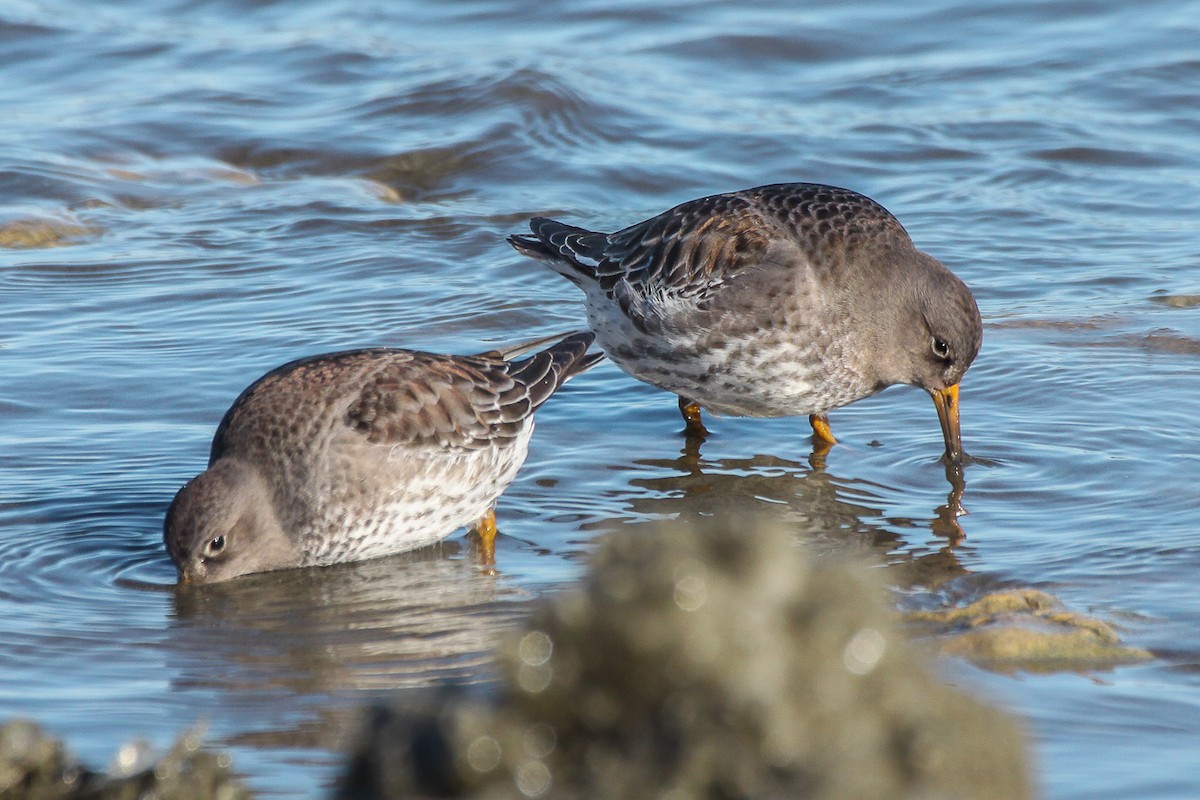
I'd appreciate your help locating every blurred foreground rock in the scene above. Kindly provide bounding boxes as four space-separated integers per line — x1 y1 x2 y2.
0 721 250 800
338 521 1032 800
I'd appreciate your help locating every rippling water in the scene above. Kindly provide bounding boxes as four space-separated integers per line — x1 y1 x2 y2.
4 0 1200 796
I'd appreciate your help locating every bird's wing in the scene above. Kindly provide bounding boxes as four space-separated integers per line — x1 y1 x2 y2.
344 332 601 451
512 184 910 310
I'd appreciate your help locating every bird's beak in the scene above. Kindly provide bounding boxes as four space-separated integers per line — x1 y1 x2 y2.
178 562 204 585
930 384 963 464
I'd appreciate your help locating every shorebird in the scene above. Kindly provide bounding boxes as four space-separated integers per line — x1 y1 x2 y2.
164 332 602 583
509 183 981 462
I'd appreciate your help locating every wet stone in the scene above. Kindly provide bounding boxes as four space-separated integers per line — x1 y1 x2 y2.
908 589 1152 671
0 217 94 248
1149 292 1200 308
0 721 251 800
337 520 1032 800
0 720 86 799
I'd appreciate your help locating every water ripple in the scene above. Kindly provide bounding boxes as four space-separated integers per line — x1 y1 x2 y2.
5 1 1200 797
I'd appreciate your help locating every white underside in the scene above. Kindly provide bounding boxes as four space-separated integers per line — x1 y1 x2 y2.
583 288 861 417
301 424 533 565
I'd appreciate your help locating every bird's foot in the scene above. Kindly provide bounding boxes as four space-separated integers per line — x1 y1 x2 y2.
469 508 497 569
809 413 838 446
678 397 709 438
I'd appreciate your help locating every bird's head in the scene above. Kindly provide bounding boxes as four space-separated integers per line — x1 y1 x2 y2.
163 458 295 584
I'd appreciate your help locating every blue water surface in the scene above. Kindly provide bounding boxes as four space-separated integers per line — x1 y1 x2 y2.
3 0 1200 796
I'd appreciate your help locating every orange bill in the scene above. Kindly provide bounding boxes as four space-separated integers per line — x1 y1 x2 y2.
930 384 963 464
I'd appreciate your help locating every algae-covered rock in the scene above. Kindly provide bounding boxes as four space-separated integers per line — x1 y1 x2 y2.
0 721 251 800
0 217 94 248
1150 292 1200 308
338 520 1032 800
909 589 1152 671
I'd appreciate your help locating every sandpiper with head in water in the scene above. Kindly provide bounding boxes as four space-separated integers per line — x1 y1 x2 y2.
509 183 982 462
164 332 602 584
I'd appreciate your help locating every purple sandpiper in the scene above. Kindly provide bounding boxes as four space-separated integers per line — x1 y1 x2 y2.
164 332 602 583
509 183 981 462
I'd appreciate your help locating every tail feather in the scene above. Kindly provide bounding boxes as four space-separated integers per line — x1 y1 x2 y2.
573 349 606 378
506 331 602 413
473 330 581 361
508 218 607 287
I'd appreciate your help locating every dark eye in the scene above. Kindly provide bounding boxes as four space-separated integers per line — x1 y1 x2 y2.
931 337 951 361
206 535 226 555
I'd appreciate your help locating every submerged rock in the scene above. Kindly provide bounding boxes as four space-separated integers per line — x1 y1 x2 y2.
1149 292 1200 308
0 217 94 248
338 520 1032 800
909 588 1152 671
0 720 251 800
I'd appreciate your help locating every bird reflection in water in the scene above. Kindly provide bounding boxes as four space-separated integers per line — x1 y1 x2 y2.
616 431 970 589
168 543 527 692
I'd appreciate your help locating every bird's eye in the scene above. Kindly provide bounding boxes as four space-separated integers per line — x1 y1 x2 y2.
206 535 226 555
931 337 951 361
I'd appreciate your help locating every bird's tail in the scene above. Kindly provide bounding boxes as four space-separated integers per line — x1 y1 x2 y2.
503 331 603 412
507 217 607 287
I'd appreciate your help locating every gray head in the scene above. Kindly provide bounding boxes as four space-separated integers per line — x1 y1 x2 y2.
163 458 296 584
856 248 983 462
889 251 982 389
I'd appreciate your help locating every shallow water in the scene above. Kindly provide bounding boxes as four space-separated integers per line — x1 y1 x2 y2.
3 0 1200 795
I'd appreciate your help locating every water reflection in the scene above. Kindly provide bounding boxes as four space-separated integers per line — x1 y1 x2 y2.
598 436 969 589
167 543 529 696
934 463 968 543
160 434 974 701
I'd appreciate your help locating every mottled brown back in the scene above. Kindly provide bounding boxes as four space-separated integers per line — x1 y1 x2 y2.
210 332 601 462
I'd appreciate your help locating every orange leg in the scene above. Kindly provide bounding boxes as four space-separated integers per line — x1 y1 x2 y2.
471 508 497 566
678 396 709 438
809 413 837 446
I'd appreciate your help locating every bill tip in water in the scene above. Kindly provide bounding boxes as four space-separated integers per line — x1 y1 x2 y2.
930 383 963 465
